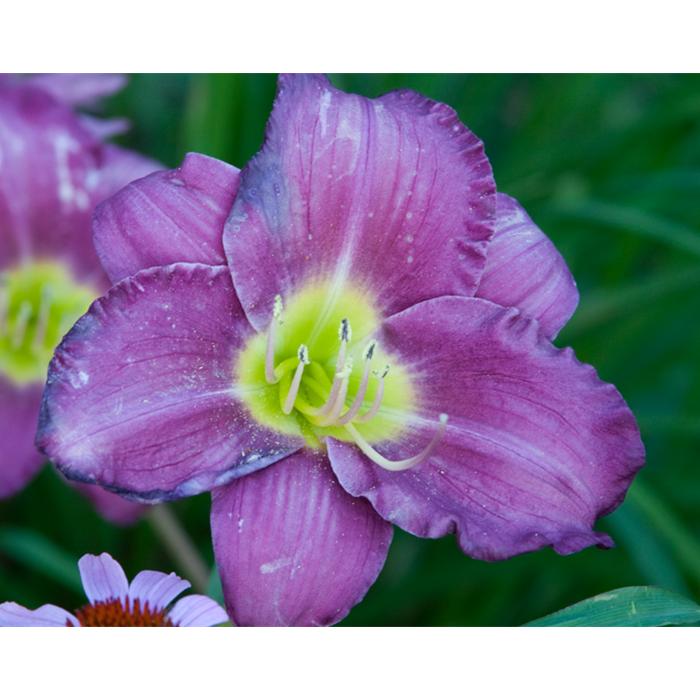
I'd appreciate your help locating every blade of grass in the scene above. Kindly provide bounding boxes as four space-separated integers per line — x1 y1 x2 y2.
607 502 690 595
553 200 700 257
627 480 700 585
0 527 82 594
563 266 700 337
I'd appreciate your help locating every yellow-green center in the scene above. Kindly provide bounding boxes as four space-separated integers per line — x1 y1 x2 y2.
0 261 97 385
237 281 416 449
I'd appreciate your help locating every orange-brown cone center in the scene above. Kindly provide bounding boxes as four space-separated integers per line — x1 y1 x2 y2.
68 597 175 627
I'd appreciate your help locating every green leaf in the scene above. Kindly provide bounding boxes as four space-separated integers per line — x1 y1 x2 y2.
627 481 700 585
524 586 700 627
607 503 690 596
552 200 700 257
0 527 82 594
563 266 700 338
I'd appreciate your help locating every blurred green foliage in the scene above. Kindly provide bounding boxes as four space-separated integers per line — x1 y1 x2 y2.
525 586 700 627
1 74 700 626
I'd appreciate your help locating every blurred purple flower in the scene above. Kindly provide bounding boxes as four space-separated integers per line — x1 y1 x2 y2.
0 552 228 626
0 74 159 523
37 74 645 625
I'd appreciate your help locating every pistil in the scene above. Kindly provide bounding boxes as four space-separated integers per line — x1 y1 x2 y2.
338 341 376 425
344 414 449 472
354 365 389 423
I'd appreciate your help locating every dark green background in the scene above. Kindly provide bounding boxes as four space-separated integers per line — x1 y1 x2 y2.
2 74 700 625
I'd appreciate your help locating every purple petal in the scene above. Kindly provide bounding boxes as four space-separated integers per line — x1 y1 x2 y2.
0 379 44 499
0 82 105 283
93 144 162 205
0 81 158 289
78 552 129 603
79 115 130 140
328 296 644 561
211 451 393 626
169 594 229 627
476 193 579 338
225 73 495 331
0 602 78 627
94 152 237 284
128 570 190 611
23 74 127 107
37 263 302 501
74 483 146 525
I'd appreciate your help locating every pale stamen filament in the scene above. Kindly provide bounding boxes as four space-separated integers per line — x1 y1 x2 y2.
32 286 52 350
265 294 284 384
11 301 32 349
0 285 7 335
338 340 376 425
344 414 449 472
354 365 389 423
316 318 351 416
319 361 353 425
282 345 310 414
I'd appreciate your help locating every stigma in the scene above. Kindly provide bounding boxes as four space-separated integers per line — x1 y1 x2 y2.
261 296 447 472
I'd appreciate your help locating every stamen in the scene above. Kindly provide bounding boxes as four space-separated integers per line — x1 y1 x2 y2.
11 301 32 349
345 414 448 472
32 286 52 350
333 318 351 373
313 318 352 415
338 340 377 425
320 361 353 425
0 284 7 335
355 365 389 423
265 294 284 384
282 345 310 414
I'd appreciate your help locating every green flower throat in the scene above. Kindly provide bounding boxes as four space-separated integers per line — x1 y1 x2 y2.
0 261 96 385
237 281 447 471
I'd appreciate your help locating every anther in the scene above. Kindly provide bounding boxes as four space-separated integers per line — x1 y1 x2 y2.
345 413 449 472
282 344 310 414
355 365 390 423
273 294 284 320
265 294 284 384
11 301 32 349
339 318 351 344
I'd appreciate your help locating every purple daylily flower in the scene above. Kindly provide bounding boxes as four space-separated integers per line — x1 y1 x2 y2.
37 74 645 626
0 552 228 626
0 74 160 523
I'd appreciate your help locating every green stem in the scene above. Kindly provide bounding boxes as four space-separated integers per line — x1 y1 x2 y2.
147 504 210 593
